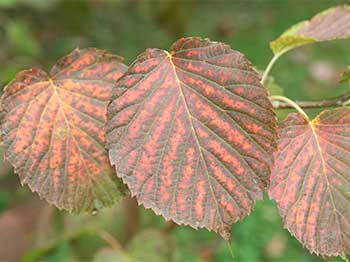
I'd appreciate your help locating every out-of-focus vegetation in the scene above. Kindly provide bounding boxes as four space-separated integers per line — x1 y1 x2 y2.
0 0 349 261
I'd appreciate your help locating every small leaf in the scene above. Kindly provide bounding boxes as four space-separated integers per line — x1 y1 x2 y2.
107 37 277 240
269 108 350 257
0 48 128 213
271 5 350 55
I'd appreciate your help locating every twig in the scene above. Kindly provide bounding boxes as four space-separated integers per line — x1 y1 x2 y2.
270 91 350 110
270 95 309 119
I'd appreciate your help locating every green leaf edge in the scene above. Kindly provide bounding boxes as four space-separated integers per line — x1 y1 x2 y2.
270 5 350 55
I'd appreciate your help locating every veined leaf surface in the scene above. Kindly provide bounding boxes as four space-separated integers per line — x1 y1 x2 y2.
107 37 277 240
269 109 350 257
271 5 350 55
0 48 128 213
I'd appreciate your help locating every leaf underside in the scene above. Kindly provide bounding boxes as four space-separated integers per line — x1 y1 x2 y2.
107 37 277 240
271 5 350 55
0 48 128 213
269 108 350 257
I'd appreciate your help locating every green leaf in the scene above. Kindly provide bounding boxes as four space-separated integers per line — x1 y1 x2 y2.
270 5 350 55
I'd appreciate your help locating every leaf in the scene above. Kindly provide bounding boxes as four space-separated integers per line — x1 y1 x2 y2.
269 108 350 257
0 48 128 213
107 37 277 240
270 5 350 55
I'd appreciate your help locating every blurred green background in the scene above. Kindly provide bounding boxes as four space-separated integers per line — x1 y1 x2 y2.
0 0 350 261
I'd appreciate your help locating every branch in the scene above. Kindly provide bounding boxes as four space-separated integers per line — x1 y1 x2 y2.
270 91 350 109
270 95 309 119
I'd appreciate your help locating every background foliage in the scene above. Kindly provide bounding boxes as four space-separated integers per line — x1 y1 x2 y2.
0 0 349 261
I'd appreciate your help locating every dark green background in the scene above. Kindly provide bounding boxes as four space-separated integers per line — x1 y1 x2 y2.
0 0 349 261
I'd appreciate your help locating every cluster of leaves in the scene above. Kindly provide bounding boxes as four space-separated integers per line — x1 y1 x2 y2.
1 4 350 259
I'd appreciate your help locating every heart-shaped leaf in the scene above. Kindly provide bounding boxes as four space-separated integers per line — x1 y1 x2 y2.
271 5 350 55
0 48 128 213
269 108 350 257
107 37 277 240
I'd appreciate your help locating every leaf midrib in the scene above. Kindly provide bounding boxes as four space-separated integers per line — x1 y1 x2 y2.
49 79 101 185
165 50 227 232
309 120 344 248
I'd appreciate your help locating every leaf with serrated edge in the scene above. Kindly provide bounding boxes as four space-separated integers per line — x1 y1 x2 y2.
107 37 277 240
269 108 350 257
0 48 128 213
271 5 350 55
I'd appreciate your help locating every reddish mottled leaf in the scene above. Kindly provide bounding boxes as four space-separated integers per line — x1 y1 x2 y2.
107 37 277 240
269 108 350 257
0 48 128 213
271 5 350 55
